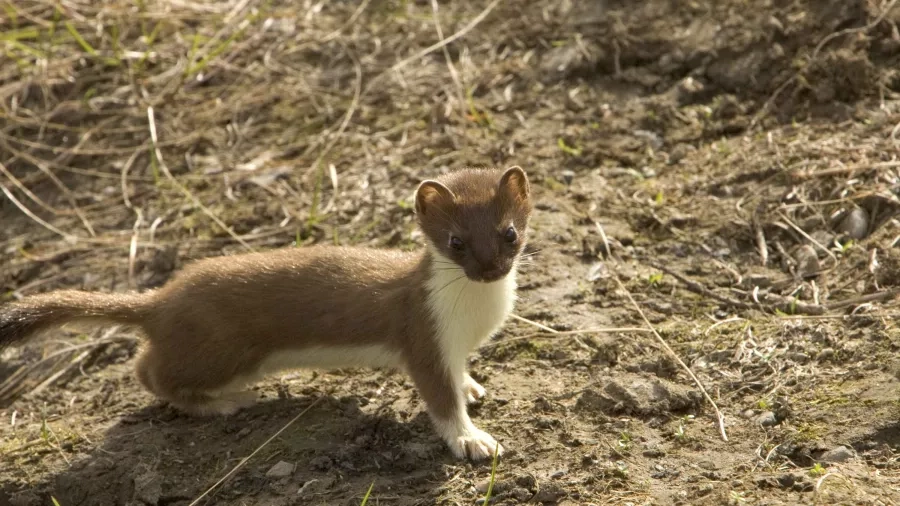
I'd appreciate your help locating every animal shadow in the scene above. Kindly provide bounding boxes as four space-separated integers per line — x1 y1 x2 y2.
1 394 451 506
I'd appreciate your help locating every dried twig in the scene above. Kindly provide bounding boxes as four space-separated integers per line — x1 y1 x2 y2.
430 0 468 120
811 0 899 60
483 327 652 349
187 396 324 506
390 0 502 72
146 106 255 252
751 0 899 129
612 275 729 442
509 313 558 334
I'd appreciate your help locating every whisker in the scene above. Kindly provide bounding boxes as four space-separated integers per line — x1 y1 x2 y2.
449 279 468 319
431 274 466 298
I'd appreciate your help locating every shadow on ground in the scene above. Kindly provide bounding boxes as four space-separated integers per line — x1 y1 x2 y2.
1 394 451 506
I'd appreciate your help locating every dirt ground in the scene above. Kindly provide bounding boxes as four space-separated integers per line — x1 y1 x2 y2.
3 0 900 504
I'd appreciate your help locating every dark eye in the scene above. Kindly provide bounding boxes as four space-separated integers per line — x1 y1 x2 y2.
450 236 464 250
504 226 518 243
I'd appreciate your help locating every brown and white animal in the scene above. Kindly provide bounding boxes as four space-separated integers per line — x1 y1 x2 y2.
0 166 534 461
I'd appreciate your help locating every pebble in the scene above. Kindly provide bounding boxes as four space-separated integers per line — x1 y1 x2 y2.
820 445 855 463
818 347 835 360
757 411 778 427
794 244 820 278
642 447 665 458
668 143 693 164
532 483 566 503
697 483 714 496
836 207 869 240
266 461 295 478
309 455 333 471
560 169 575 186
134 471 162 505
697 460 718 471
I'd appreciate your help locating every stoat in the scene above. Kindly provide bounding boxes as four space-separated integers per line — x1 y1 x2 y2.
0 166 534 461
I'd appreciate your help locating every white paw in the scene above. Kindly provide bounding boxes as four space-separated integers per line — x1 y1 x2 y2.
182 391 258 416
463 374 487 404
447 428 504 461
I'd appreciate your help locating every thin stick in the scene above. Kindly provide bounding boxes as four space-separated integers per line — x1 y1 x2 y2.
319 0 372 44
704 317 746 335
509 313 558 334
790 160 900 181
754 220 768 266
146 106 255 252
0 185 97 244
390 0 501 72
652 262 757 311
187 396 324 506
305 44 362 181
824 289 900 310
811 0 899 60
776 211 837 263
483 327 652 349
594 221 612 258
612 275 729 442
430 0 468 120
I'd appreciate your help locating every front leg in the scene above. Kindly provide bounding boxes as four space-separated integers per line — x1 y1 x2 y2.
405 358 504 461
462 372 486 404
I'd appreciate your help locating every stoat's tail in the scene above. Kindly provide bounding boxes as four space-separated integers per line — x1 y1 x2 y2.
0 290 152 349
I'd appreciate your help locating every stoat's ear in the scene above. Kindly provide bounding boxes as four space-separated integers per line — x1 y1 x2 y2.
415 180 455 217
499 165 530 202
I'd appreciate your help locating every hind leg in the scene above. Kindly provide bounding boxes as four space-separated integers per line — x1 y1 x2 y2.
136 348 259 416
168 390 259 416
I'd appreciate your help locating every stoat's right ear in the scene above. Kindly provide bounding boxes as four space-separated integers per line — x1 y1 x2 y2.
415 180 455 216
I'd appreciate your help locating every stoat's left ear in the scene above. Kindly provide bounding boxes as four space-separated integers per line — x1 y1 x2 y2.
499 165 530 202
415 180 456 217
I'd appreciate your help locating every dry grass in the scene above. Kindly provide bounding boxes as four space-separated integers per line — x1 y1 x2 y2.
5 0 900 504
1 0 543 284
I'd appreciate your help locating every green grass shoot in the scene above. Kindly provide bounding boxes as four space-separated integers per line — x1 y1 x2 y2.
359 481 375 506
557 138 582 156
482 442 501 505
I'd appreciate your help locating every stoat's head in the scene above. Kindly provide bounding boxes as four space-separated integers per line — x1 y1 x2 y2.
415 166 533 283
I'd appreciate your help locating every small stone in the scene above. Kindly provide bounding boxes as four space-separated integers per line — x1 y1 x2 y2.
668 143 694 164
820 445 855 463
511 487 532 501
836 207 869 240
560 170 575 186
758 411 778 427
642 447 665 458
794 245 820 278
550 469 567 479
236 427 252 439
309 455 332 471
476 478 515 495
818 348 835 360
811 230 836 248
532 483 566 503
134 471 162 505
697 483 714 496
266 460 295 478
697 460 718 471
776 474 796 488
633 129 663 150
785 352 810 363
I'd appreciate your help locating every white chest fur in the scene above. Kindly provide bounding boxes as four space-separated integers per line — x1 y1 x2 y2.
425 251 517 382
